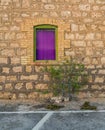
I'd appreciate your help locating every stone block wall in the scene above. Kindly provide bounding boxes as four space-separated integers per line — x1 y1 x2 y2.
0 0 105 99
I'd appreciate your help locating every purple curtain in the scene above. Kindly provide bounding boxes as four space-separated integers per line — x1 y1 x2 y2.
36 29 55 60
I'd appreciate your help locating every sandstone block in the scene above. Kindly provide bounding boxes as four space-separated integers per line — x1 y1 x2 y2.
44 75 49 81
50 12 58 17
86 48 93 56
39 93 52 99
10 43 19 48
0 33 3 40
1 0 11 5
71 41 86 47
26 82 33 90
17 49 27 56
83 57 91 64
95 76 104 83
93 6 99 10
96 0 105 4
2 67 10 73
26 66 32 72
10 26 20 31
0 58 7 64
0 92 12 99
35 84 48 90
11 94 17 100
1 49 15 57
98 92 105 98
98 70 105 74
5 83 13 90
93 41 104 48
88 0 95 3
71 24 78 31
5 32 15 40
18 93 27 99
99 26 105 31
13 66 22 73
44 4 55 9
16 33 26 40
95 33 102 40
35 66 44 72
15 83 23 90
11 58 20 64
65 33 74 40
101 57 105 64
7 76 17 81
21 75 38 80
65 51 75 57
0 76 6 83
75 33 85 40
79 24 87 31
28 92 39 99
91 85 99 90
79 4 90 11
22 0 30 8
61 11 71 17
91 12 102 18
85 33 94 40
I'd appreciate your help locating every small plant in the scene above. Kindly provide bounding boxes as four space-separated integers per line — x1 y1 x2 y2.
80 101 97 110
45 104 64 110
43 60 88 99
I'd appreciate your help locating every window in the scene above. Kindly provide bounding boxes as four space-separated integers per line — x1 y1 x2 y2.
34 25 57 61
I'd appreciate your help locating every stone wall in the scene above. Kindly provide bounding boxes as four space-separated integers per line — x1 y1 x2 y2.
0 0 105 99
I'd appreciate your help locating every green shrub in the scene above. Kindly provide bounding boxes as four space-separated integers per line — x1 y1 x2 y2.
44 60 88 98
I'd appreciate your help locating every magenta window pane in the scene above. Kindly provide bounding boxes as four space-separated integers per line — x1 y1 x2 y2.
36 29 55 60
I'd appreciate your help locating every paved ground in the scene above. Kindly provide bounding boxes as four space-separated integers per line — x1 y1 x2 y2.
0 98 105 130
1 111 105 130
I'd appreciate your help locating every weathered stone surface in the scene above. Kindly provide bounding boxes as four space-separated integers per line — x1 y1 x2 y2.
85 33 94 40
11 58 20 64
95 76 104 83
28 92 39 99
0 92 12 99
71 24 78 31
15 83 23 90
44 75 49 81
26 66 32 72
5 83 13 90
65 33 74 40
61 11 71 17
22 0 30 8
44 4 55 9
0 58 7 64
5 32 15 40
35 66 44 72
93 41 104 48
21 75 38 80
35 84 48 90
18 93 27 99
0 76 6 83
7 76 17 81
13 66 22 73
96 0 105 4
101 57 105 64
79 4 90 11
2 67 10 73
1 0 11 5
98 70 105 74
1 49 15 57
71 41 86 47
26 82 33 90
